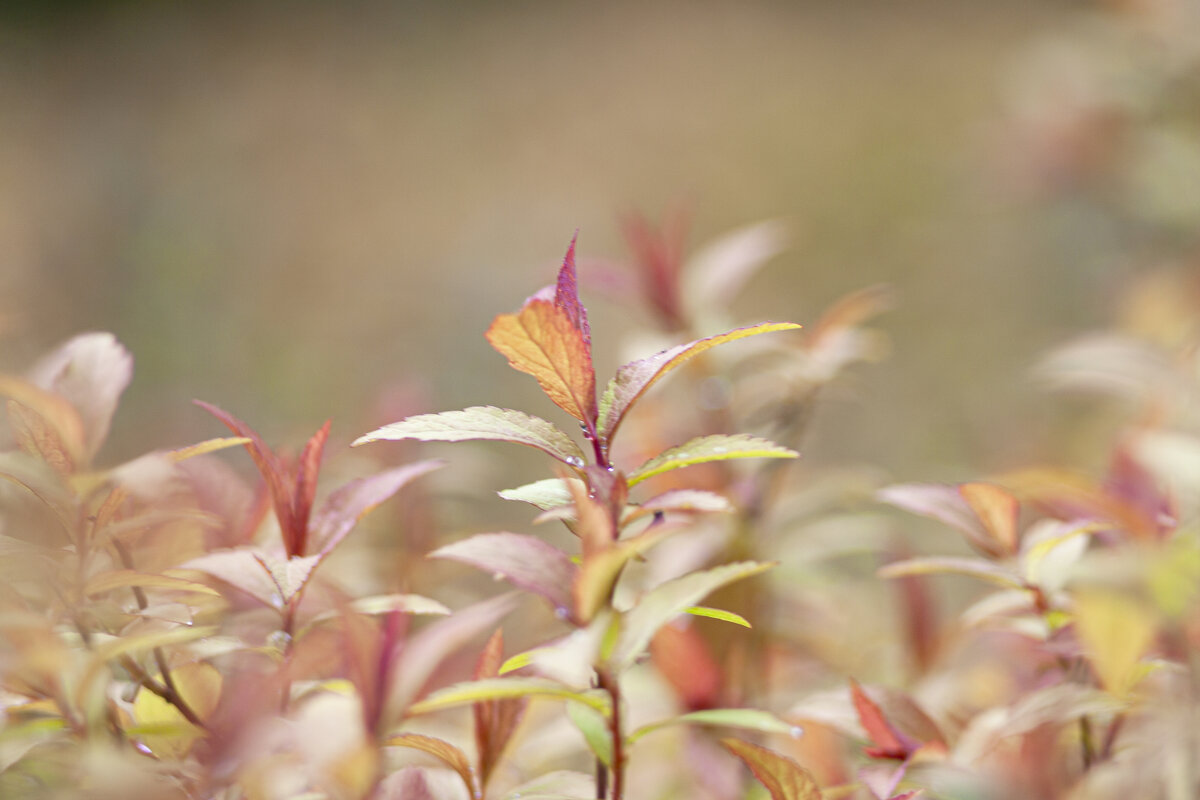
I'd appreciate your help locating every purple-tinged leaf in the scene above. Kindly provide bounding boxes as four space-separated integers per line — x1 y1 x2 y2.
624 489 733 524
597 322 801 442
183 548 291 608
627 434 798 487
683 219 788 314
431 532 577 614
554 234 591 346
721 738 825 800
27 332 132 464
354 406 586 467
195 401 299 552
877 483 1007 556
0 375 86 468
388 593 518 719
309 460 444 555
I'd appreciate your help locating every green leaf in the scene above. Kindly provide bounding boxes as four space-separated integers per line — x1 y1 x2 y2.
877 557 1025 590
430 532 578 614
630 708 800 743
408 677 609 716
612 561 774 668
722 738 825 800
574 526 680 624
597 322 801 442
498 478 579 511
684 606 751 627
567 701 612 767
353 406 586 467
627 434 798 486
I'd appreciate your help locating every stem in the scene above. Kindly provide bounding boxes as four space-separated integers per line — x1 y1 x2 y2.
597 670 625 799
1079 715 1095 769
112 539 206 728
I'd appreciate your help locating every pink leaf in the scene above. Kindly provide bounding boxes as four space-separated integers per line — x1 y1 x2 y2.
309 460 444 555
430 532 577 614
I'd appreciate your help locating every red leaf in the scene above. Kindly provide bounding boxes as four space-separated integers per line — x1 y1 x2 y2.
309 460 444 555
289 420 330 556
473 629 528 787
650 620 722 711
195 401 298 553
849 679 913 760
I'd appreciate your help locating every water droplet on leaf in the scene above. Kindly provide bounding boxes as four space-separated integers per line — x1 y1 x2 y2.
790 725 804 739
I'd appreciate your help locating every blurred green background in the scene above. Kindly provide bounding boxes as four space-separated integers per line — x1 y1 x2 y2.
2 0 1196 483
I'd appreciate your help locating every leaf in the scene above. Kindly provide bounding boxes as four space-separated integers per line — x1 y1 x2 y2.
612 561 774 668
289 420 331 556
354 407 586 467
26 332 133 464
385 733 477 800
7 400 74 475
167 436 253 463
958 482 1020 556
684 606 752 627
877 557 1025 590
573 525 679 625
194 401 300 554
628 434 798 486
849 679 915 760
0 374 86 467
485 274 598 425
407 677 609 716
567 701 612 767
498 478 579 510
502 770 595 800
183 548 287 607
722 738 825 800
623 489 733 524
132 662 222 759
597 322 801 442
683 220 789 314
84 570 222 598
1073 590 1157 697
387 594 518 718
630 709 800 743
553 234 591 347
431 532 578 614
876 483 999 556
309 460 444 554
474 630 527 789
349 594 451 617
1019 519 1099 592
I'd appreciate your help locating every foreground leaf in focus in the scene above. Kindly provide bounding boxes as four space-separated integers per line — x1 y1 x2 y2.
627 434 798 486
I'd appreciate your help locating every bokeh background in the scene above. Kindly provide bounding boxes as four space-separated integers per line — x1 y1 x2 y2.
2 0 1198 485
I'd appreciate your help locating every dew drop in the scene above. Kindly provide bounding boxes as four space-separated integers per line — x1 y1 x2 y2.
267 630 293 650
269 593 285 609
565 456 584 468
712 446 726 454
492 572 506 581
790 725 804 739
133 741 154 756
554 606 569 620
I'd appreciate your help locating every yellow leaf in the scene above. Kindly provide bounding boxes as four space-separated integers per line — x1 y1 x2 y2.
132 662 222 759
1073 590 1157 697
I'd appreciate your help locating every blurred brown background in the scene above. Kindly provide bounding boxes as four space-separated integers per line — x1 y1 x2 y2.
3 0 1195 483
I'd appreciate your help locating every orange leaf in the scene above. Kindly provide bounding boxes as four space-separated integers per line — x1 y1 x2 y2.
486 297 597 426
473 629 527 787
722 738 824 800
959 482 1019 556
